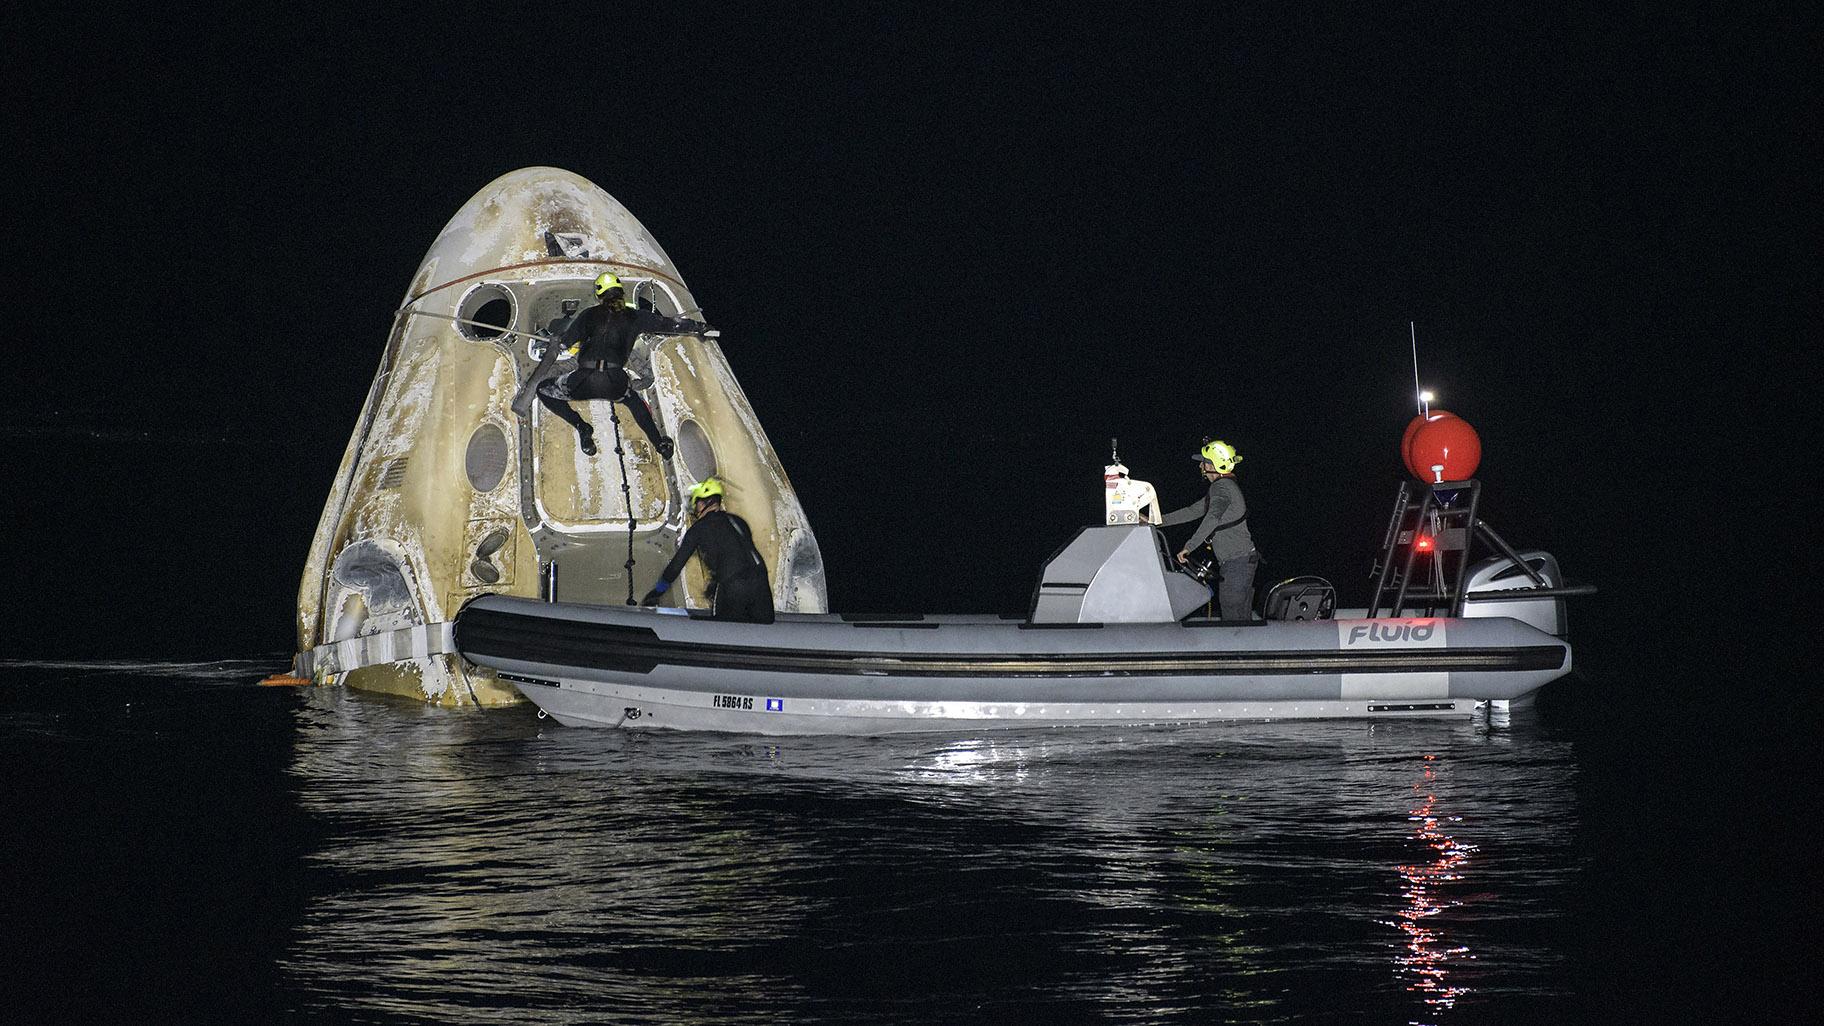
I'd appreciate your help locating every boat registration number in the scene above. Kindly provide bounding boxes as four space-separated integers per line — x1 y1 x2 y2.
712 694 755 710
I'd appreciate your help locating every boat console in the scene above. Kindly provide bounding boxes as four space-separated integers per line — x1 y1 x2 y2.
1029 526 1215 624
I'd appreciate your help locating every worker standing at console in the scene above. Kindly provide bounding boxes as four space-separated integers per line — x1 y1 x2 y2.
514 272 714 458
641 478 775 623
1161 439 1259 620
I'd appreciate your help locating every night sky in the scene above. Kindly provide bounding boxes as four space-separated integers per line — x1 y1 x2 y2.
4 7 1813 671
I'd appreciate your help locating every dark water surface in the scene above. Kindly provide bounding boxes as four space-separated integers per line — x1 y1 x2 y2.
1 657 1800 1023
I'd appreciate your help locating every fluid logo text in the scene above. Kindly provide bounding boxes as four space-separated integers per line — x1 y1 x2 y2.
1346 623 1437 644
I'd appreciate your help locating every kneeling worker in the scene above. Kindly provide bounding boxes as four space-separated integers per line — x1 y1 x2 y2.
641 478 775 623
1161 439 1259 620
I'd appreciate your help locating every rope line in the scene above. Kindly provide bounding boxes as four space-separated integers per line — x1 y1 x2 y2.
605 403 639 606
398 308 555 345
399 256 692 308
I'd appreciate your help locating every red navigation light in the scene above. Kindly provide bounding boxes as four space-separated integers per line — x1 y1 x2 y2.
1415 535 1435 552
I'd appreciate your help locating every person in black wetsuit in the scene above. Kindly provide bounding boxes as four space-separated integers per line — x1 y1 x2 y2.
640 478 775 623
514 271 714 458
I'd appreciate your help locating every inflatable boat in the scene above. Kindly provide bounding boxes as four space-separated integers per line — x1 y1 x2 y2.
454 512 1582 734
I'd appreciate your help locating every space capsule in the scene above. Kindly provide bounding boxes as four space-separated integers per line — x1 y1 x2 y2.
291 167 827 705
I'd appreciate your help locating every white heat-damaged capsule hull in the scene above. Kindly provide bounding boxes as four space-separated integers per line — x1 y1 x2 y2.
293 168 827 705
455 597 1571 734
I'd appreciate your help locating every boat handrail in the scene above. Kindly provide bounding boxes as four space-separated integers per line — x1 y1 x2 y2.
1403 583 1598 603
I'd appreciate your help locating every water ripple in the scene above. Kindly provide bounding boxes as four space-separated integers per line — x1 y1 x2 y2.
272 687 1578 1023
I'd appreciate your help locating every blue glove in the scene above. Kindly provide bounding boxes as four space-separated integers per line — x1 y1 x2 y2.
651 579 670 595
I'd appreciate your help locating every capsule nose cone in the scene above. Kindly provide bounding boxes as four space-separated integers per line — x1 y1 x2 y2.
407 167 691 311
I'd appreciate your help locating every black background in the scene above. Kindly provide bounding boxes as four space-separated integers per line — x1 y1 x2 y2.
4 8 1814 670
2 6 1817 1018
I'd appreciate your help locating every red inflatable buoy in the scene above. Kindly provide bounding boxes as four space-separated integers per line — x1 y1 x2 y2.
1401 410 1457 479
1408 414 1482 482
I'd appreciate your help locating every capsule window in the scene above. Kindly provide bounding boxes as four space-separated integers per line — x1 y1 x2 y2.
631 279 681 316
464 423 510 492
456 283 516 341
677 419 716 481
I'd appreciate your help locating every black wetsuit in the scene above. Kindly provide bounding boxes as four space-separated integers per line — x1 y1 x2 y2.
650 509 774 623
533 301 708 450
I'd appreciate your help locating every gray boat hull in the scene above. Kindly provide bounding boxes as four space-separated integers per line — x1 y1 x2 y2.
455 595 1571 735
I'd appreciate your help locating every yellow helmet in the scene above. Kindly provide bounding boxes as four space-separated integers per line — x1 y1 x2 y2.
593 272 623 297
688 477 725 502
1194 439 1242 474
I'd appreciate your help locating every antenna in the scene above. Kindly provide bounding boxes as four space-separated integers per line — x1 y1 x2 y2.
1410 321 1422 414
1110 437 1119 464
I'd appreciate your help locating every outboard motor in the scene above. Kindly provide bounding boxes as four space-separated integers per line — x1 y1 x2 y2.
1462 551 1567 636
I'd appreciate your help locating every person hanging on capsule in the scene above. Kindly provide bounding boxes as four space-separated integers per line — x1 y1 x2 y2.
641 478 775 624
512 272 715 459
1160 439 1260 621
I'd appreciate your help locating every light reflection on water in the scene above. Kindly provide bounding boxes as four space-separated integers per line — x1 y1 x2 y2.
278 687 1579 1023
1394 754 1476 1022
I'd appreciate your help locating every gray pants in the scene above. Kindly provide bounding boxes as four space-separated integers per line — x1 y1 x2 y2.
1217 552 1259 621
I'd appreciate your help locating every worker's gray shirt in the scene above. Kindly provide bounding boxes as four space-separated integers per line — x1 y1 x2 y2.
1160 477 1255 561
